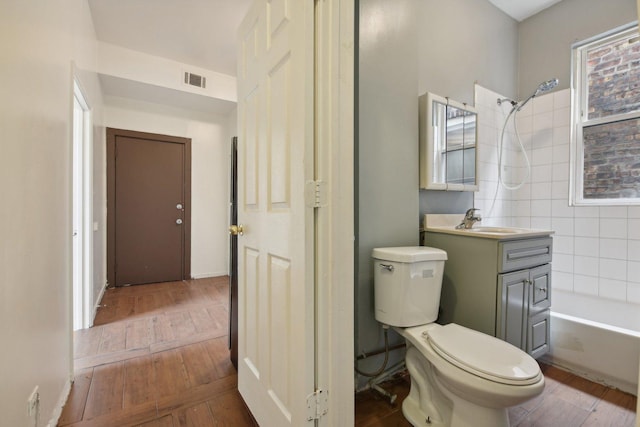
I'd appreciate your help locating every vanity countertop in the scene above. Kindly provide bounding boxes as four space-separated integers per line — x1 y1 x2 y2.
423 214 554 240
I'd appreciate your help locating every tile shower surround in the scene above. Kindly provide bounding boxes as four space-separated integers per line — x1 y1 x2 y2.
473 85 640 331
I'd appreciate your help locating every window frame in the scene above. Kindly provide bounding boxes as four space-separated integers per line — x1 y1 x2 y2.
570 21 640 206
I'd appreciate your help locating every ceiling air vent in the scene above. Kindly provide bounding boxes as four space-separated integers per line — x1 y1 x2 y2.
184 71 206 89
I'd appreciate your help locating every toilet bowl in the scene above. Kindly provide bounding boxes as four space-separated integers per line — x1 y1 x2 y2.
373 247 544 427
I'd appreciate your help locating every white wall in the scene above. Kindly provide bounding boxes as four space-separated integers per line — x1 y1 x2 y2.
103 97 233 279
0 0 102 425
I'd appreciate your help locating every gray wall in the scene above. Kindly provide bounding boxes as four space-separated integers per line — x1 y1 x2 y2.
518 0 637 98
418 0 519 104
357 0 419 385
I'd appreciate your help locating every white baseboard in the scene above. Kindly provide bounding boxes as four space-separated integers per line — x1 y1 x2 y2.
191 271 228 279
90 281 108 328
47 378 72 427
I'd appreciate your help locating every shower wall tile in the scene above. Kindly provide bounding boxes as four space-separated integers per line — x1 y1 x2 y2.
553 107 571 127
474 85 640 315
553 253 574 273
575 218 599 237
551 199 573 217
553 235 574 254
626 261 640 283
552 143 570 163
532 146 553 165
573 274 599 296
552 217 574 236
600 218 627 239
628 207 640 218
530 217 552 229
600 206 628 218
600 258 627 281
626 283 640 304
551 180 569 200
575 255 599 277
533 94 554 114
574 206 599 218
552 125 571 145
515 114 533 133
552 271 574 291
514 200 531 216
599 278 627 302
552 163 569 182
599 238 627 260
574 237 599 257
627 219 640 239
531 183 552 200
513 216 531 228
627 240 640 261
533 111 553 133
553 90 571 108
532 165 553 183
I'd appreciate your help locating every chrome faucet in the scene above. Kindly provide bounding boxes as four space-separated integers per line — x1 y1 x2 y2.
456 208 482 229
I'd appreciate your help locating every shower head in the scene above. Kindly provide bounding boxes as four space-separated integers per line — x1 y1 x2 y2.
517 78 559 111
534 78 559 96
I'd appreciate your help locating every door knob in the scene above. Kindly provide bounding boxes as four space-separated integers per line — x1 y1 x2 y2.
176 219 183 225
229 224 244 236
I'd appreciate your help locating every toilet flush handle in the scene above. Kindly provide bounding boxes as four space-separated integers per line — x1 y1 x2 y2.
379 263 394 272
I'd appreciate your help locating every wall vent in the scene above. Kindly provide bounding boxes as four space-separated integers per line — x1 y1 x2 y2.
184 71 207 89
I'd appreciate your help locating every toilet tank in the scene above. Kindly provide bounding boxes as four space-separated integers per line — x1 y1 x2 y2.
373 247 447 327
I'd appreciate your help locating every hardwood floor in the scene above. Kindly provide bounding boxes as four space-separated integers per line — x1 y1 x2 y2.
59 277 256 427
355 364 637 427
64 277 637 426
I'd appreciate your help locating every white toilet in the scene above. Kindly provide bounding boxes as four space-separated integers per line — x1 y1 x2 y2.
373 246 544 427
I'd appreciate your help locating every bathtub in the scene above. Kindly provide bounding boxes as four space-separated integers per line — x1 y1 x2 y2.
542 311 640 396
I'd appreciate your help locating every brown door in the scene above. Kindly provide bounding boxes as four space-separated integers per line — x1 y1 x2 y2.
107 128 191 286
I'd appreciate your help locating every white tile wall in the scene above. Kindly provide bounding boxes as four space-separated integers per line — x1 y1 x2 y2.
474 85 640 328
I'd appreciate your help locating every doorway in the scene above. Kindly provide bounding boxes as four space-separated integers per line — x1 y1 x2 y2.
229 136 238 369
72 80 93 331
106 128 192 286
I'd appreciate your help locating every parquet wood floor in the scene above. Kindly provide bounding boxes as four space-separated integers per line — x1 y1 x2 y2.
59 277 257 427
355 363 637 427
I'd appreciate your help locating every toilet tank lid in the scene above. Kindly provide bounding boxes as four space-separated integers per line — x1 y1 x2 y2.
372 246 447 263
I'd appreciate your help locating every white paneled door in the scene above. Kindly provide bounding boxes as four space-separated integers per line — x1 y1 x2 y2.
236 0 316 425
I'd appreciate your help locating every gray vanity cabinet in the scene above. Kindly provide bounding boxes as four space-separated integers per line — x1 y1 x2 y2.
424 232 552 358
498 263 551 358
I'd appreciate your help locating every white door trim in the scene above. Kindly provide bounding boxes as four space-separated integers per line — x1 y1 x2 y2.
314 0 355 425
72 78 94 331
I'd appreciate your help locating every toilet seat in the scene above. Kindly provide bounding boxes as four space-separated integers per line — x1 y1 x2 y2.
423 323 541 386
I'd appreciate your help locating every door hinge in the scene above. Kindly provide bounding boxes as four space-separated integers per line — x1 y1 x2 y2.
306 389 328 421
305 180 327 208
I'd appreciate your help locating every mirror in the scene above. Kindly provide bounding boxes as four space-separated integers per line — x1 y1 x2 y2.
419 92 478 191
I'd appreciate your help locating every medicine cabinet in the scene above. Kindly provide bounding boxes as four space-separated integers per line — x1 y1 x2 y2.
419 92 478 191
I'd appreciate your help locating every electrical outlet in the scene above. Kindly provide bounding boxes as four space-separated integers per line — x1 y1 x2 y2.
27 386 39 417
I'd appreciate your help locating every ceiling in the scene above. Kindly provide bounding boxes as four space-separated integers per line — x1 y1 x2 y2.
88 0 253 76
88 0 562 114
487 0 564 21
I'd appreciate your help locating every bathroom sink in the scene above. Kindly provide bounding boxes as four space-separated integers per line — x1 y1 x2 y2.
424 223 553 240
461 226 530 234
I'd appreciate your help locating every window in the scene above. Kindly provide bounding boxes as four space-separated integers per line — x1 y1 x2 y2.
571 22 640 205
